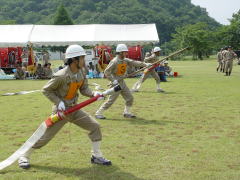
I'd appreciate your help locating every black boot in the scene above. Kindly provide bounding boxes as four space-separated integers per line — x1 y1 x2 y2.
123 113 136 118
91 156 112 166
216 67 219 72
229 71 231 76
225 72 228 76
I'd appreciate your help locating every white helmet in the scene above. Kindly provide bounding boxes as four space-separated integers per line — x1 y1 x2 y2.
116 44 128 52
153 47 161 53
65 45 86 59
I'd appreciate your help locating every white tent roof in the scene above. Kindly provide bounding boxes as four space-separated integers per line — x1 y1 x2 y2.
0 24 159 47
0 25 34 47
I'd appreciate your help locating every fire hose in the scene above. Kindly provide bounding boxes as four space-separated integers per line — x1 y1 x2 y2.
1 83 104 96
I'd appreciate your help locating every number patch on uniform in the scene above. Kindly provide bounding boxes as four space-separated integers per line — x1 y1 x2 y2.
65 81 84 100
116 64 127 75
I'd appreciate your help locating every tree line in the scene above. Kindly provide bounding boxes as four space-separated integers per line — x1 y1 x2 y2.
0 0 239 59
0 0 219 42
164 10 240 59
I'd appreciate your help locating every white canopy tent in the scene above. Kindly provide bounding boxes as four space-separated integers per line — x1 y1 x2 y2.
0 24 159 47
0 25 34 47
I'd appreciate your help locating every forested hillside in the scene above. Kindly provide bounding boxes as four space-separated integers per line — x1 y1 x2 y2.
0 0 220 42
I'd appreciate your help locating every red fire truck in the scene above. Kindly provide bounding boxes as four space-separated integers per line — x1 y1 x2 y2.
126 45 144 61
94 45 144 71
0 47 23 74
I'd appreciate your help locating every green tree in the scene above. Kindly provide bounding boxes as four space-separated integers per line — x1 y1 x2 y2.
226 10 240 49
171 22 213 60
53 4 73 25
51 4 74 55
0 0 221 43
214 10 240 50
0 20 16 24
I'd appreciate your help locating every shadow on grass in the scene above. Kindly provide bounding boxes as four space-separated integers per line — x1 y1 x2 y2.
31 164 145 180
107 117 185 125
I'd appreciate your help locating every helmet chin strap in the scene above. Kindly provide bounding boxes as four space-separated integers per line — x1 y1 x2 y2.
69 59 81 73
72 58 80 69
76 62 81 70
70 56 85 72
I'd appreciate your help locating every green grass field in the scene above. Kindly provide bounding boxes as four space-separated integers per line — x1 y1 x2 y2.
0 59 239 180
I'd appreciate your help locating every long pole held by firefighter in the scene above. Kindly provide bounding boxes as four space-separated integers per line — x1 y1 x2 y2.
127 47 189 78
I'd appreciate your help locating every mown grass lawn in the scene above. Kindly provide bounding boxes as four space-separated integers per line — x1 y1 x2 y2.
0 59 239 180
